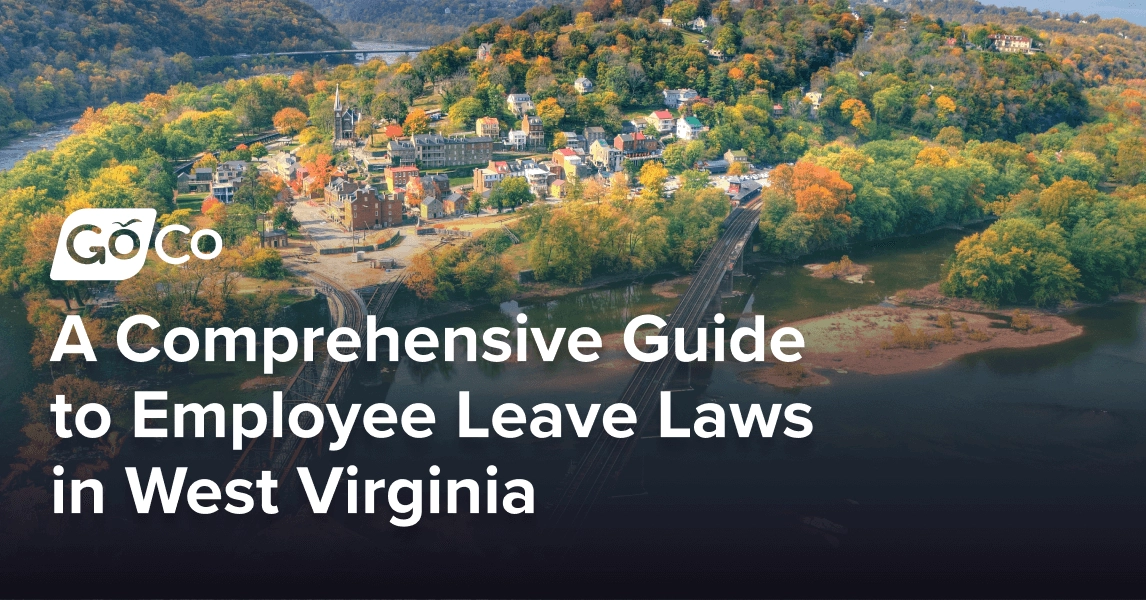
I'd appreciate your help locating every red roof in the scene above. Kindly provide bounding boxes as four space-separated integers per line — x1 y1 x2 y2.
633 132 646 141
652 110 673 119
556 148 577 156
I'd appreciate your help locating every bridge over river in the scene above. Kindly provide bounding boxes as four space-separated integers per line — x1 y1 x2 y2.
226 270 406 495
206 48 432 61
550 198 763 527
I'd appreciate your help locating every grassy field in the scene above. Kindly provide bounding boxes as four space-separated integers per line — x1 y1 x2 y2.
423 164 483 188
502 242 531 273
177 192 208 212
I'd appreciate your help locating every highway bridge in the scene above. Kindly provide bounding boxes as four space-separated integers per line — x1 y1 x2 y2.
208 48 431 61
226 271 407 497
549 198 762 528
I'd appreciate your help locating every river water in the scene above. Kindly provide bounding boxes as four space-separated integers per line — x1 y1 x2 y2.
0 40 417 171
2 218 1144 591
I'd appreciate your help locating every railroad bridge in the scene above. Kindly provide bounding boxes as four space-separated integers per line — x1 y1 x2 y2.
226 271 406 498
549 199 762 527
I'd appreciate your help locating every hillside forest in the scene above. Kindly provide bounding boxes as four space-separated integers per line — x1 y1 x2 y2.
0 0 348 136
306 0 574 44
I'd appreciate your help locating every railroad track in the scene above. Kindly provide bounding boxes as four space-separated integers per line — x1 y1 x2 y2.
226 268 405 492
550 199 762 528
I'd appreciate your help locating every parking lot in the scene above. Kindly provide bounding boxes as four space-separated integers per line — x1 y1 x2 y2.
284 199 438 288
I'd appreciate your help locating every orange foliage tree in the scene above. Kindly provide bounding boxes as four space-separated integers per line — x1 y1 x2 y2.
273 107 308 135
767 161 856 250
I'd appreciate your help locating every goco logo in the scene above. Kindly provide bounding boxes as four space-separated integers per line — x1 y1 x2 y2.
50 208 223 281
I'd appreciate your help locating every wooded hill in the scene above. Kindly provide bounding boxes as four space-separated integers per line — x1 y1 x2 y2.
303 0 574 44
0 0 348 134
862 0 1146 82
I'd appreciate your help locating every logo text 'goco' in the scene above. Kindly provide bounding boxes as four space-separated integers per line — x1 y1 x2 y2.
50 208 223 281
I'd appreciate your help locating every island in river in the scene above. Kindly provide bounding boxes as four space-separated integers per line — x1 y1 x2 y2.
741 304 1082 388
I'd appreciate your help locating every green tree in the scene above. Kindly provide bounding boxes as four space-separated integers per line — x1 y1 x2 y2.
489 177 534 211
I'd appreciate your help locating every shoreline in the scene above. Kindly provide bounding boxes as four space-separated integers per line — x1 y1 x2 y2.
386 269 681 327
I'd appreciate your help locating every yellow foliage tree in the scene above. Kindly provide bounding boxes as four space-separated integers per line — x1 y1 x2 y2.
840 98 871 134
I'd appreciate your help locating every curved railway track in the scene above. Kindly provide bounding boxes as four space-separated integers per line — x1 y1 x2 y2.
226 268 406 490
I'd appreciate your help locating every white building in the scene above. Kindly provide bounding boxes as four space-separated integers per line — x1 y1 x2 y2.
676 116 708 141
663 88 699 109
574 77 594 94
507 130 528 150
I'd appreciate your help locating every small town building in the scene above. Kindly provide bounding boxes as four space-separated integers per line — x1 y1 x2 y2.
420 197 445 220
589 139 623 172
337 187 385 231
988 34 1034 54
506 130 528 150
584 126 607 144
477 43 493 61
407 133 493 168
524 115 545 149
441 192 465 216
550 179 567 198
663 88 699 109
561 131 586 151
325 177 364 205
261 229 288 248
387 138 417 166
724 149 750 164
574 77 594 94
384 166 420 192
421 173 451 198
614 132 659 157
476 117 500 138
676 116 708 140
649 110 675 134
700 159 729 174
507 93 535 117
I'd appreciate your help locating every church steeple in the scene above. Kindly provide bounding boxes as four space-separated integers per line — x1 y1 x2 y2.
334 84 342 113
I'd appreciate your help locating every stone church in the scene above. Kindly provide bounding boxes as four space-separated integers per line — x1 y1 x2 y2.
333 84 361 149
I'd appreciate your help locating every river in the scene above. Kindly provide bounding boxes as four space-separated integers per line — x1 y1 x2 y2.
1 219 1144 589
0 41 417 172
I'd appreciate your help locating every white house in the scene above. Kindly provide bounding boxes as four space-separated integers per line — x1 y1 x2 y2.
663 88 699 109
574 77 594 94
506 130 528 150
676 116 708 141
688 17 707 31
649 110 675 134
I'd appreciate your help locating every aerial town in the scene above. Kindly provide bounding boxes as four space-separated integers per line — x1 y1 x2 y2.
179 81 776 287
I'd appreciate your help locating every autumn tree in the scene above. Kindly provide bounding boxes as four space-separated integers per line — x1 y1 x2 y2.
273 107 308 135
840 98 871 134
759 161 856 255
404 109 431 135
535 97 566 131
